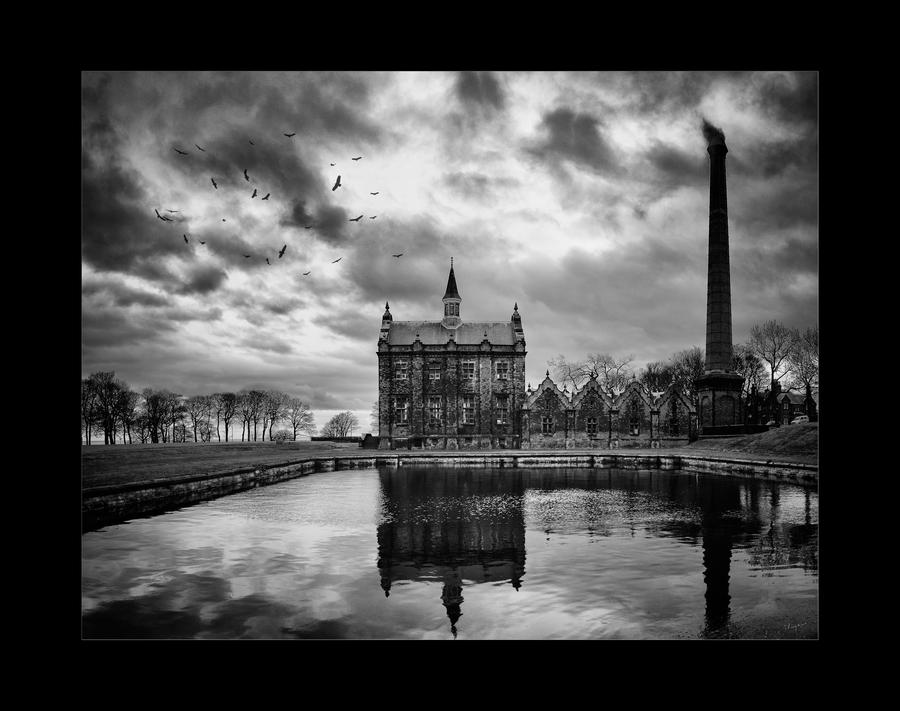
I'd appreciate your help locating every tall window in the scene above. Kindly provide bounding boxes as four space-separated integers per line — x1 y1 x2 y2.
495 395 509 424
586 417 597 435
462 361 476 380
395 359 408 380
496 361 509 380
630 397 641 435
428 396 442 425
542 416 554 434
462 395 476 424
392 396 409 423
669 400 679 436
445 302 459 317
428 362 441 381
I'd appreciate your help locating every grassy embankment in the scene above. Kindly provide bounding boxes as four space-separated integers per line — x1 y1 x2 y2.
686 422 819 460
82 424 818 491
81 440 359 490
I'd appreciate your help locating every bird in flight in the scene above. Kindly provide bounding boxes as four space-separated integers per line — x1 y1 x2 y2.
244 169 250 182
304 225 313 229
369 216 377 219
332 257 342 263
174 148 188 155
243 254 251 258
392 253 403 258
195 144 206 152
199 241 206 245
262 193 270 200
284 132 296 138
278 244 287 258
251 188 258 199
222 218 226 222
370 192 379 195
266 258 271 265
249 139 255 145
349 215 363 222
155 209 173 222
302 271 311 276
183 234 189 243
211 178 218 189
332 175 341 191
166 209 180 213
351 156 363 161
329 162 335 167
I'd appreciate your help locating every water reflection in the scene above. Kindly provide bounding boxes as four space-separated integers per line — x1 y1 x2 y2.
83 467 817 639
376 469 526 638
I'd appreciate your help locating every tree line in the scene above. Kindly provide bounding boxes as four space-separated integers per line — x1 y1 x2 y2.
549 320 819 409
81 373 317 445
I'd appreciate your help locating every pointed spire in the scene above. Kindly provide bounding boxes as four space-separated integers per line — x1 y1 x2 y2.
546 369 550 378
443 258 461 300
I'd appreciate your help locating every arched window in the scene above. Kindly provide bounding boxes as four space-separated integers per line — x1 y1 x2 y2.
630 396 642 435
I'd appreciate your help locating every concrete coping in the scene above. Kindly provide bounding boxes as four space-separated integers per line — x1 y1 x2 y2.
83 451 817 498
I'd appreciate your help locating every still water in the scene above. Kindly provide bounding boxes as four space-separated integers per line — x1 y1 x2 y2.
82 468 818 639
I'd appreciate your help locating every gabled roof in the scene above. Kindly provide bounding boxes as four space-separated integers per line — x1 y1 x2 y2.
386 321 515 345
569 376 615 410
655 383 696 413
613 379 654 410
777 391 807 404
523 373 571 410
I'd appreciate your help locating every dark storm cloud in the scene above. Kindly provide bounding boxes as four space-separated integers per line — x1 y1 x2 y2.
456 71 505 112
612 71 746 116
527 108 620 174
442 171 519 201
280 199 315 229
81 151 188 277
731 178 817 232
82 309 177 348
312 308 380 342
734 235 818 287
176 264 229 295
643 141 708 190
238 335 294 355
309 204 351 246
755 72 817 125
730 135 817 179
82 277 169 308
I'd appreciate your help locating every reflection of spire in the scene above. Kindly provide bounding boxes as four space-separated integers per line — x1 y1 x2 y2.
441 574 464 640
381 576 391 598
700 478 741 638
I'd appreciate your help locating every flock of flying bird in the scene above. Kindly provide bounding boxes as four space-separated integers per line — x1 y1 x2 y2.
155 133 405 278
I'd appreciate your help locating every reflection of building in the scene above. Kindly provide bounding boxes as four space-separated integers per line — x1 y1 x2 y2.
376 468 527 638
521 373 697 448
377 260 527 450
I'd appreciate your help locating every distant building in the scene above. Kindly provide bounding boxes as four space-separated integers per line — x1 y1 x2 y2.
521 373 697 448
376 260 526 449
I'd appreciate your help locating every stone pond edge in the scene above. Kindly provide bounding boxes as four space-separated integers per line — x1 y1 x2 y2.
82 451 817 531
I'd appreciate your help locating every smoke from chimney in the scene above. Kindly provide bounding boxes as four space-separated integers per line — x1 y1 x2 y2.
701 118 726 146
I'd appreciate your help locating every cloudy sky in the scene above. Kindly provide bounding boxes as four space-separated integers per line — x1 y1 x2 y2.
81 70 818 431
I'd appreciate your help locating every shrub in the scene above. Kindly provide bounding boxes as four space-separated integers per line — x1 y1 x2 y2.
273 430 291 444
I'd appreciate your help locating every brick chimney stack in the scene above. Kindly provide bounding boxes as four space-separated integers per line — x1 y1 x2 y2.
704 135 733 373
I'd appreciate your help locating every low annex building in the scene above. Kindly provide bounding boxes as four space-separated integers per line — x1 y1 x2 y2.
377 260 527 450
520 373 697 449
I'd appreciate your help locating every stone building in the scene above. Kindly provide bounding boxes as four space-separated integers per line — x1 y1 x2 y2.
377 260 527 449
521 373 697 449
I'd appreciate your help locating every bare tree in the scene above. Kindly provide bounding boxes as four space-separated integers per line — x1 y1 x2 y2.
236 391 257 441
732 342 767 400
185 395 210 443
669 346 705 407
262 391 290 440
785 326 819 393
286 398 316 440
638 361 674 394
89 372 122 444
548 353 634 395
116 389 141 444
320 411 359 438
218 392 237 442
141 388 168 443
749 320 799 395
81 378 99 445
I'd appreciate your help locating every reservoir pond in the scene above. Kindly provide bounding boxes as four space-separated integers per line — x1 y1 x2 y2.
82 467 818 639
